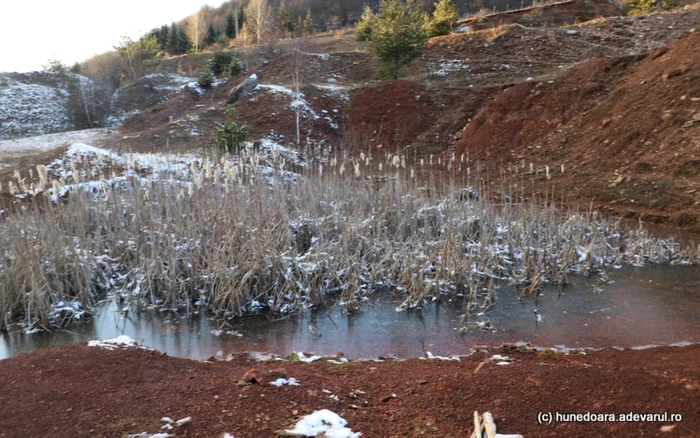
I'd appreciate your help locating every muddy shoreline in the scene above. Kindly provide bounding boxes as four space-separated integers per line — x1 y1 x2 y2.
0 342 697 437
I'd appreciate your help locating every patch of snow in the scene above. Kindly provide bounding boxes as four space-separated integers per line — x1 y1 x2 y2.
256 84 296 96
428 59 470 77
294 352 322 363
87 335 151 351
301 52 330 61
420 352 460 361
175 417 191 426
0 72 76 140
0 128 110 166
284 409 361 437
128 433 171 438
490 354 510 361
312 83 346 92
271 377 300 387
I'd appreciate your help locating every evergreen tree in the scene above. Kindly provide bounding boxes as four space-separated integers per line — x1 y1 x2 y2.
365 0 428 80
178 26 191 54
42 58 68 74
279 2 291 34
296 15 304 36
168 23 181 54
427 0 458 37
303 9 313 35
205 23 219 46
356 6 377 42
225 10 236 38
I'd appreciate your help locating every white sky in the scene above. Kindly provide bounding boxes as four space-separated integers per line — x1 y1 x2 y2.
0 1 227 73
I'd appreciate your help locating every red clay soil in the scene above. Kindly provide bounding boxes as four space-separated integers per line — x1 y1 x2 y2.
348 81 435 151
0 343 698 437
459 0 621 31
454 30 700 227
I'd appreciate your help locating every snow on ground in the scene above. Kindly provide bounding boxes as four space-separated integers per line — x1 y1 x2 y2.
106 73 196 127
421 352 460 361
270 377 300 387
0 72 71 140
256 84 296 96
88 335 151 351
293 352 323 363
301 52 330 61
128 433 171 438
0 128 111 169
427 59 471 77
256 83 345 130
284 409 361 437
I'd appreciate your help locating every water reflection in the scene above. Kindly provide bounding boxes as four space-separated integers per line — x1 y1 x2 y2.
1 265 698 360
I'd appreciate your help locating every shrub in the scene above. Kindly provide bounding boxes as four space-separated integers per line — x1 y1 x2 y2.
207 50 244 76
198 66 214 88
356 6 377 41
208 50 234 75
623 0 656 15
426 0 459 37
365 0 429 80
215 108 248 153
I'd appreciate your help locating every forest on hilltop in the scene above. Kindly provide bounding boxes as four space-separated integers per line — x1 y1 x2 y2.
76 0 535 89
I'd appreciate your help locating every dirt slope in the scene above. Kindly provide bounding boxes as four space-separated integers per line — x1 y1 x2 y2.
455 30 700 226
458 0 622 31
0 343 698 437
348 80 436 150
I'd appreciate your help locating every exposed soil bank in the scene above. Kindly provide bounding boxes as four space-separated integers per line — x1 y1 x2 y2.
0 343 697 437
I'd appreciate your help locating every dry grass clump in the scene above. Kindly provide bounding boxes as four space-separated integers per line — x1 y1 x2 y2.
0 145 696 332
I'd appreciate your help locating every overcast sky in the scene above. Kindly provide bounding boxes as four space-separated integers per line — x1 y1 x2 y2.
1 0 226 73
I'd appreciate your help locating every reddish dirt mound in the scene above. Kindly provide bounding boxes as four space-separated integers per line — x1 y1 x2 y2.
233 84 344 143
0 343 698 437
348 80 435 151
460 0 621 31
455 31 700 226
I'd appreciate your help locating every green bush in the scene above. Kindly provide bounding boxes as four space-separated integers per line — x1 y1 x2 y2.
208 51 234 75
198 66 214 88
215 108 248 154
623 0 677 15
228 58 243 76
207 50 244 76
356 6 377 41
426 0 459 37
364 0 429 80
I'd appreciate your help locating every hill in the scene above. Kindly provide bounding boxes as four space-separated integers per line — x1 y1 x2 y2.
1 2 699 229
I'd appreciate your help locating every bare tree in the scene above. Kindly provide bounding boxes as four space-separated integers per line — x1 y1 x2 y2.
245 0 274 44
291 47 303 146
186 9 206 51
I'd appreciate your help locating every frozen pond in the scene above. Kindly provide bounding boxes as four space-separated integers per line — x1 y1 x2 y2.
1 265 698 360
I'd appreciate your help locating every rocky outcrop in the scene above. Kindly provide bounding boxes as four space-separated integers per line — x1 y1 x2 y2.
228 74 259 104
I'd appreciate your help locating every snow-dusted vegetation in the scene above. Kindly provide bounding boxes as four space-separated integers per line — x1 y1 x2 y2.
0 143 697 333
0 72 72 140
0 71 110 140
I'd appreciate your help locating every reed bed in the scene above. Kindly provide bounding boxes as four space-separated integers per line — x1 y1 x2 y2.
0 143 697 332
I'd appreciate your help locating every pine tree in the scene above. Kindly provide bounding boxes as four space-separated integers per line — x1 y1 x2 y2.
279 2 291 34
427 0 458 37
356 6 377 42
178 26 191 54
168 23 181 54
365 0 428 80
205 23 219 46
303 9 313 35
225 10 236 39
